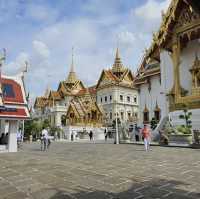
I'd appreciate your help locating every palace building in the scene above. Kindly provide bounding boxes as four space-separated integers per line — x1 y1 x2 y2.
34 53 105 139
34 48 139 140
96 48 139 127
135 0 200 130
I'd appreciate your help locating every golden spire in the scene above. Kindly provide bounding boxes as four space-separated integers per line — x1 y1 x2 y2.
155 100 160 111
44 85 51 98
144 103 149 112
112 47 124 75
67 47 78 83
116 47 120 59
84 88 91 102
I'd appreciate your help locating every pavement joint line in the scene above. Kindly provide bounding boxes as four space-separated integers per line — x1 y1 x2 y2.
134 193 144 199
134 185 148 192
162 191 173 198
158 183 171 189
184 188 198 196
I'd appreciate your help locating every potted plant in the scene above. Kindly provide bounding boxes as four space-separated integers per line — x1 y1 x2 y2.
78 128 88 139
168 108 193 145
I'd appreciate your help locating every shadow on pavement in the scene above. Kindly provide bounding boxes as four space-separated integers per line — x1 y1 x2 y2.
46 178 200 199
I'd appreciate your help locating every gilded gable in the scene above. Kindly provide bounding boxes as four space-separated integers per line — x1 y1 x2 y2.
175 4 200 31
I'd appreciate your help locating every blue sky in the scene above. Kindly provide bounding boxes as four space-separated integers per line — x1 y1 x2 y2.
0 0 170 104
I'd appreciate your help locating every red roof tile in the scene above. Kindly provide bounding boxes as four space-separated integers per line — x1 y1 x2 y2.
2 78 24 104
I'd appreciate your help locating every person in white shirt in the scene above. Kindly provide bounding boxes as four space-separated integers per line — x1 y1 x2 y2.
41 127 48 151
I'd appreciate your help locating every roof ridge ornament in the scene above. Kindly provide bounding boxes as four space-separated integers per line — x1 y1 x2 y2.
0 48 6 108
66 47 78 84
112 44 125 76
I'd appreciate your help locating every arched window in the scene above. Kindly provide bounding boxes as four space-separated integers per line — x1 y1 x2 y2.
154 102 161 121
143 104 149 123
91 110 97 120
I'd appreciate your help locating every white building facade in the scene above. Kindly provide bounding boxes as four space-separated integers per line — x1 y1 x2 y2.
135 0 200 130
96 48 139 127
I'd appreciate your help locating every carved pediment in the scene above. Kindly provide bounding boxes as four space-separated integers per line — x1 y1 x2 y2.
98 74 112 87
176 6 200 29
189 55 200 96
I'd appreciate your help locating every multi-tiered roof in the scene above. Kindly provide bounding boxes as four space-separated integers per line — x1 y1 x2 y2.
96 48 135 89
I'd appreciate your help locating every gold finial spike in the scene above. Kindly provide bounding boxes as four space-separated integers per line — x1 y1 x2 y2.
161 10 165 19
195 52 199 60
23 61 28 74
67 47 78 83
116 47 120 59
45 75 51 98
71 47 74 73
0 48 6 67
0 49 6 107
116 36 120 59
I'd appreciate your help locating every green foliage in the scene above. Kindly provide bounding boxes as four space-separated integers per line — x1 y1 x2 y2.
43 119 50 129
49 126 62 136
24 119 43 138
24 118 51 139
150 117 158 130
112 118 121 128
24 120 33 137
176 125 191 135
178 108 192 134
163 121 175 135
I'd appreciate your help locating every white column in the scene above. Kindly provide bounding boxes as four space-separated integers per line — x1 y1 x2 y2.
8 120 18 152
0 120 5 135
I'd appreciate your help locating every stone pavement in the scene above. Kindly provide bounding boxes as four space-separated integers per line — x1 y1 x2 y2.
0 141 199 199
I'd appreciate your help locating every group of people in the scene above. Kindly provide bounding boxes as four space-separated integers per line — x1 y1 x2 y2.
0 133 8 145
41 127 51 151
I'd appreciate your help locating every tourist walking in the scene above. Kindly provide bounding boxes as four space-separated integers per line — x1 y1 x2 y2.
134 124 140 142
104 128 108 141
141 124 151 151
71 132 74 141
0 133 5 144
17 130 22 149
40 133 44 151
89 131 93 141
41 127 48 151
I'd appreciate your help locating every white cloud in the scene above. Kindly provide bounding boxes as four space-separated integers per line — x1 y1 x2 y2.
32 40 50 59
25 4 59 23
118 31 136 48
2 0 172 103
4 52 29 75
134 0 170 20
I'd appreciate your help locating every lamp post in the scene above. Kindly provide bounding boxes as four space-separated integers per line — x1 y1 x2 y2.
115 112 119 144
114 82 119 144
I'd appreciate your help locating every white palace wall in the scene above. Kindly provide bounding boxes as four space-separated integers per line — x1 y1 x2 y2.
138 75 165 125
180 40 200 95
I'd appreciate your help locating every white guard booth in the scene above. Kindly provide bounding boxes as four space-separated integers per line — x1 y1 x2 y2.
0 74 30 152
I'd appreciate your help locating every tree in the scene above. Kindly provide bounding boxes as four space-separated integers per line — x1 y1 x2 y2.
179 108 192 134
24 119 43 139
43 119 50 129
179 109 192 128
150 117 158 130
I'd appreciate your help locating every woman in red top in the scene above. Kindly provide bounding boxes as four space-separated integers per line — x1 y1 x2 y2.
141 124 151 151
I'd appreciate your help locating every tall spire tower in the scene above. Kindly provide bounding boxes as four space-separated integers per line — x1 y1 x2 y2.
112 46 124 77
67 47 78 84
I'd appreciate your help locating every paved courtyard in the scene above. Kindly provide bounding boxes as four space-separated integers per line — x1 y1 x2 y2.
0 141 200 199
